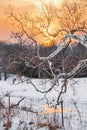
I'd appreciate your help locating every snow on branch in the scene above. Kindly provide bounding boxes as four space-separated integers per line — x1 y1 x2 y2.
37 43 70 61
63 34 87 45
57 59 87 79
38 34 87 61
37 33 87 80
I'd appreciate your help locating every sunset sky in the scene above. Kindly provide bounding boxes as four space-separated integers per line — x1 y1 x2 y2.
0 0 85 46
0 0 63 43
0 0 36 41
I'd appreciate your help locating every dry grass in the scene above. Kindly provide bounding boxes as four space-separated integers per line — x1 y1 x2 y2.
37 122 61 130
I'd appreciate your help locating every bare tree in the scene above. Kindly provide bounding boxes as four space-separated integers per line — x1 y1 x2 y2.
55 0 87 34
5 0 87 105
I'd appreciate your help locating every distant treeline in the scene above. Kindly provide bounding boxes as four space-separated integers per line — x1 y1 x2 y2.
0 41 87 79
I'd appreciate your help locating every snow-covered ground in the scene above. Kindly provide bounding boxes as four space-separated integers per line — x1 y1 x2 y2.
0 75 87 130
1 76 87 102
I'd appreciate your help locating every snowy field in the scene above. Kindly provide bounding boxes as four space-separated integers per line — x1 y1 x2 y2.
0 75 87 130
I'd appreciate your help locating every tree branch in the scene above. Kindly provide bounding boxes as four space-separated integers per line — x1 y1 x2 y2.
10 97 25 108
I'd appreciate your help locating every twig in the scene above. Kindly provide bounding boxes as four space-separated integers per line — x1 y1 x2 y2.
10 97 25 108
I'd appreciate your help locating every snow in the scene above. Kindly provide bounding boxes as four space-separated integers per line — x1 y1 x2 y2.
0 77 87 101
64 78 87 101
37 126 49 130
0 76 87 130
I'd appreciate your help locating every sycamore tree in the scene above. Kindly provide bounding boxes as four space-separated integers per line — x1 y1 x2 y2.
6 0 87 105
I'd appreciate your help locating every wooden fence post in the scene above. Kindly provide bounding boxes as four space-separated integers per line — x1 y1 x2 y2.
61 100 64 127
